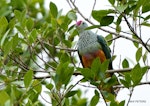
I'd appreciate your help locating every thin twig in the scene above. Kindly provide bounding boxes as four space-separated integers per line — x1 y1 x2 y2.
38 38 58 64
113 81 150 88
69 0 150 51
89 0 96 19
40 94 52 104
126 88 134 106
123 14 150 52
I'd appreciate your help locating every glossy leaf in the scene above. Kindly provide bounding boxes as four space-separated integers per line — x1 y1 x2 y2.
100 16 114 26
24 70 33 88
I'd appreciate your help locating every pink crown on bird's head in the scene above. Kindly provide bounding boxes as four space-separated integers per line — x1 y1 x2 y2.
76 20 82 26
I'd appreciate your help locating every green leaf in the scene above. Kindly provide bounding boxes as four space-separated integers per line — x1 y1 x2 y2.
26 18 34 31
116 4 128 13
92 9 114 22
131 64 147 86
100 16 114 26
46 83 54 90
122 59 129 68
85 25 100 30
105 34 113 46
0 16 8 36
125 74 132 86
91 58 101 74
119 100 125 106
143 51 148 63
132 35 139 48
15 26 26 36
28 29 38 44
67 12 77 20
14 10 26 27
3 38 13 57
79 68 93 80
135 0 147 11
100 60 110 72
120 79 130 88
24 70 33 88
141 22 150 27
136 47 142 62
142 2 150 13
90 90 99 106
116 15 122 26
60 53 70 63
54 62 74 89
65 90 78 98
0 91 10 105
32 80 42 93
50 2 58 18
108 0 115 5
12 33 19 49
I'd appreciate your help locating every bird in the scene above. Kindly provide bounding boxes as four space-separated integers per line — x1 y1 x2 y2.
75 20 115 95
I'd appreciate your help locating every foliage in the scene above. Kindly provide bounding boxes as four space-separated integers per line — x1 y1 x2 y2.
0 0 150 106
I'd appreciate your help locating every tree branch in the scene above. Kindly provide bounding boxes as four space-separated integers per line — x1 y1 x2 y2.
69 0 150 49
34 66 150 79
123 14 150 52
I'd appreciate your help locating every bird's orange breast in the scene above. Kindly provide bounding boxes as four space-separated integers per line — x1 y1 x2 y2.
81 50 106 68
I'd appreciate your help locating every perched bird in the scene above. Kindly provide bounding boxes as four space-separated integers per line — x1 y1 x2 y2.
76 20 114 94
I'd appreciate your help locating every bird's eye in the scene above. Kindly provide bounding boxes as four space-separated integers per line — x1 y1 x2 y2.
82 22 85 25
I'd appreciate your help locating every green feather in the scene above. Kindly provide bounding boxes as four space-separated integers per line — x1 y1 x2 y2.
97 35 113 69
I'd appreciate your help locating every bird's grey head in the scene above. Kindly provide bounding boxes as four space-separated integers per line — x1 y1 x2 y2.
75 21 88 33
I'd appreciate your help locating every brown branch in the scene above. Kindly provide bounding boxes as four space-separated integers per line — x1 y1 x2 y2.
43 41 77 52
113 81 150 89
123 14 150 52
34 66 150 79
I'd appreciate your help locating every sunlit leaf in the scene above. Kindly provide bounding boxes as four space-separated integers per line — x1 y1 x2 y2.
0 91 10 105
67 12 77 20
116 4 128 13
0 16 8 36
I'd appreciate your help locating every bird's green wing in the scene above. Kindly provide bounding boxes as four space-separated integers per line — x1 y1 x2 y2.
97 35 113 69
